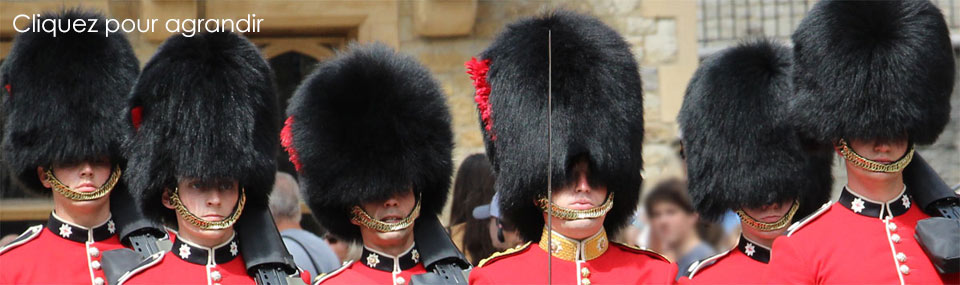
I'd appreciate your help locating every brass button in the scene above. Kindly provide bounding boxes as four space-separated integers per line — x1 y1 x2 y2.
887 222 898 232
899 264 910 275
90 260 101 270
211 271 222 281
395 276 405 285
582 278 591 285
93 277 104 285
891 234 901 243
896 252 907 262
581 267 590 278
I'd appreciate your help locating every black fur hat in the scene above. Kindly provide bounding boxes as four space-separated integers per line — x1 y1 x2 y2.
124 32 278 224
468 10 644 241
1 9 138 194
283 43 453 242
678 40 833 222
790 0 954 145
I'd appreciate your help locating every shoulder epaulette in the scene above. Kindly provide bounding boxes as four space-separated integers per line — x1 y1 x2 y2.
686 248 733 278
116 251 165 285
477 241 532 268
314 260 353 285
786 202 833 237
0 225 43 255
610 242 670 262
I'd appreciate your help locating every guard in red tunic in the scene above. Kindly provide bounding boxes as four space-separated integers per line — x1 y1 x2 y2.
763 1 959 284
101 31 307 285
0 9 141 285
675 40 833 284
464 10 677 284
281 44 462 285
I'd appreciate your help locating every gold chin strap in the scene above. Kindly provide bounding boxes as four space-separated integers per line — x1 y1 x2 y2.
45 166 121 201
170 187 246 230
537 193 615 220
735 200 799 232
838 139 914 173
351 198 422 233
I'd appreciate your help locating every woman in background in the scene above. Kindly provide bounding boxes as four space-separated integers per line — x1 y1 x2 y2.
447 153 498 265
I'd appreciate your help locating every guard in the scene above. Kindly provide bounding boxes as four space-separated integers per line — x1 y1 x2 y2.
281 43 463 285
102 32 306 284
465 10 678 284
0 9 142 285
676 39 833 283
764 1 959 283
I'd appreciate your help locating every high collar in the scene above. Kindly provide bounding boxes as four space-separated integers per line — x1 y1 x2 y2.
172 232 240 265
360 243 420 272
538 227 608 262
839 185 911 219
737 235 770 263
46 212 115 243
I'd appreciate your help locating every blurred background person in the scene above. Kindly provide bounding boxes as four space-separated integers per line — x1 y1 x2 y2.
447 153 498 265
471 192 522 257
645 179 716 280
270 172 340 277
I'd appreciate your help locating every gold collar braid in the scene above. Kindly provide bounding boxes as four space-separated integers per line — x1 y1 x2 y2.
838 139 914 173
45 166 121 201
170 187 246 230
538 227 609 261
537 193 614 220
351 198 422 233
735 200 799 231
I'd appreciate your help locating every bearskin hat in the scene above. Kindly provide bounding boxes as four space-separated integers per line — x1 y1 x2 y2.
124 32 278 224
282 43 454 242
467 10 644 241
678 40 833 222
0 9 138 194
789 0 954 145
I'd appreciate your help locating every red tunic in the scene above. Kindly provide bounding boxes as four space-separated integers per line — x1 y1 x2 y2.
315 244 427 285
764 187 960 284
679 235 770 284
469 229 678 285
0 213 124 285
117 232 254 285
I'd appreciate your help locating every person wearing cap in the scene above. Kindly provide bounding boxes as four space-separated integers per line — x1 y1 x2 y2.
472 192 523 253
102 32 307 284
0 9 142 285
281 43 460 285
676 40 833 284
465 10 677 284
764 1 959 284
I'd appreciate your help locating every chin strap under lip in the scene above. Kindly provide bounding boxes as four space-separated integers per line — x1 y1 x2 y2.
45 165 121 201
170 186 246 230
537 192 615 220
351 194 422 233
838 138 914 173
735 200 799 232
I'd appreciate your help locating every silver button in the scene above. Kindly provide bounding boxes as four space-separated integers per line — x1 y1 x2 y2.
93 277 104 285
891 234 901 243
887 222 898 232
395 276 405 285
896 252 907 262
899 264 910 275
211 271 222 281
88 247 100 257
90 260 101 270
